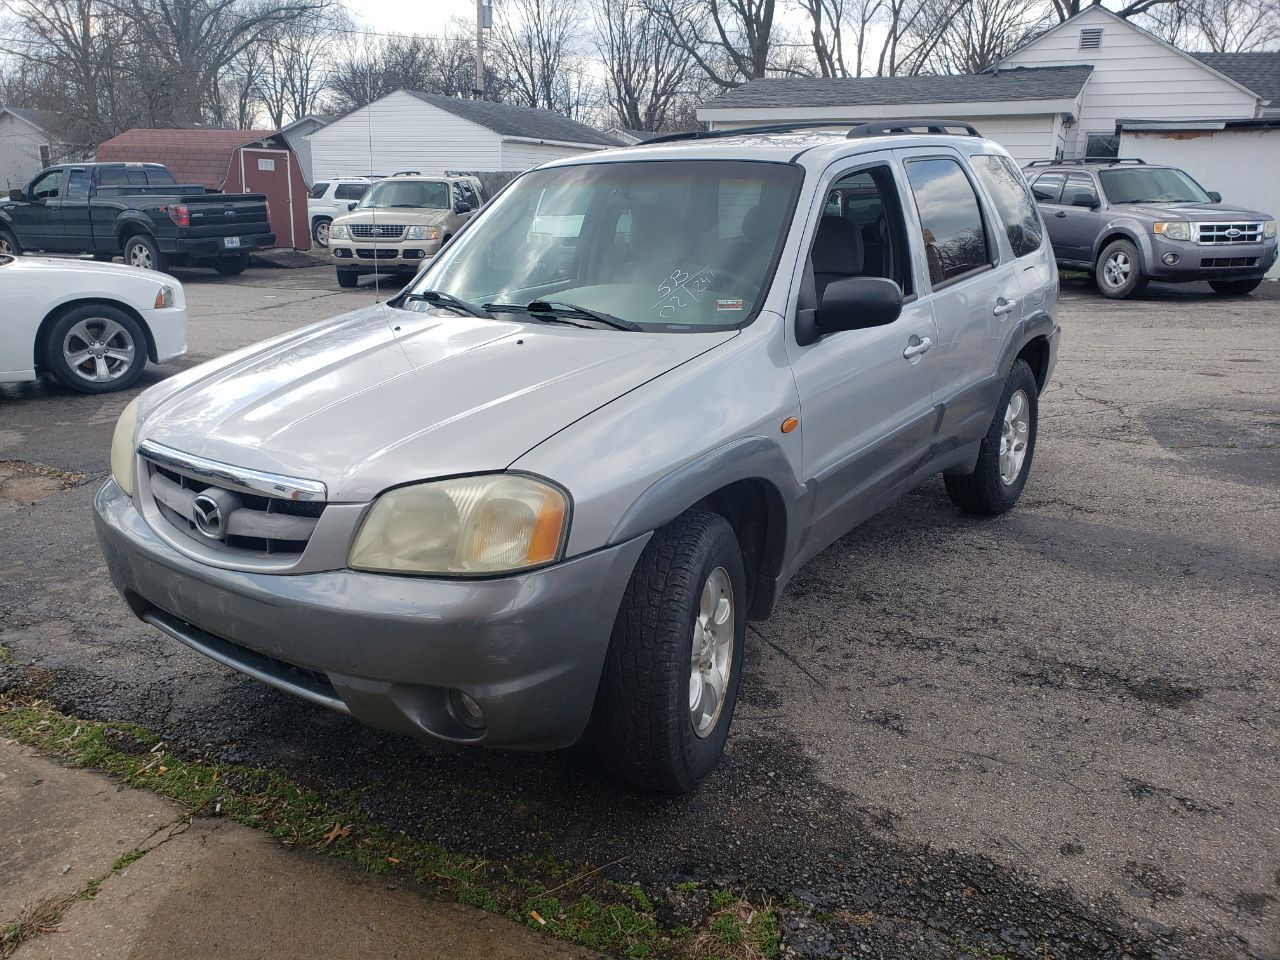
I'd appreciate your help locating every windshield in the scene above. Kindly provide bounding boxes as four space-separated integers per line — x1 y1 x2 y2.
1099 167 1210 204
358 180 449 210
405 160 801 330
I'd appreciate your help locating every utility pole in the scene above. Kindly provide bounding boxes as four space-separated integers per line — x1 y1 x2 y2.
474 0 491 99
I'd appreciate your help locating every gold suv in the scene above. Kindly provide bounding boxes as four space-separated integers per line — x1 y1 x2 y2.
329 173 483 287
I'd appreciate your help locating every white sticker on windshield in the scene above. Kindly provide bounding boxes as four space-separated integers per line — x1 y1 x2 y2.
716 299 744 311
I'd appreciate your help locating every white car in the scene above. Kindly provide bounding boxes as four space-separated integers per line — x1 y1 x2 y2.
307 178 372 247
1 255 188 393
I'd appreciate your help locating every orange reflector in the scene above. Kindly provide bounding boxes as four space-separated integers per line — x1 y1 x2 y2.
781 417 799 434
525 491 566 564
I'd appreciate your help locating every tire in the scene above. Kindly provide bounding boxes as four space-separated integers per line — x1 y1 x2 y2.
214 255 249 276
42 304 148 394
1209 278 1262 296
594 511 747 793
1095 238 1148 299
945 359 1039 515
336 269 359 288
312 218 332 247
122 233 166 273
0 228 21 256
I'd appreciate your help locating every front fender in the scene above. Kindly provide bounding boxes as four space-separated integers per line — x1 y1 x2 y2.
1092 218 1152 268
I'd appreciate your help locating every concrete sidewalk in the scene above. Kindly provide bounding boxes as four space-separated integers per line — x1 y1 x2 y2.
0 739 599 960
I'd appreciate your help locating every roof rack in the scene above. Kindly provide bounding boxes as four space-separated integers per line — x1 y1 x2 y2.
1025 157 1146 167
643 122 857 145
846 119 981 138
391 170 422 176
642 117 983 146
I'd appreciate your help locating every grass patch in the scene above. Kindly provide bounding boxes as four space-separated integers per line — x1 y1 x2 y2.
0 691 782 960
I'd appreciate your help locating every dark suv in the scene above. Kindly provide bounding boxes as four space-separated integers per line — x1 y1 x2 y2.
1024 158 1276 299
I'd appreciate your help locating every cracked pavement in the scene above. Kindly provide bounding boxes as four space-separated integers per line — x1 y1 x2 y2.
1 266 1277 959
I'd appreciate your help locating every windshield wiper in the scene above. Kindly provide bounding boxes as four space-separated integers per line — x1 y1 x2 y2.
523 300 642 332
400 289 493 319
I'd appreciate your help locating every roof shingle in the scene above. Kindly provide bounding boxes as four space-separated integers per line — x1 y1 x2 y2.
406 93 621 147
96 128 277 188
1191 52 1280 107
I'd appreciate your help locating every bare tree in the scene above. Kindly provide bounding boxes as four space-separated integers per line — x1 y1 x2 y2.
795 0 850 76
324 28 496 114
593 0 695 129
1137 0 1280 51
642 0 780 89
490 0 577 112
1046 0 1176 23
923 0 1048 72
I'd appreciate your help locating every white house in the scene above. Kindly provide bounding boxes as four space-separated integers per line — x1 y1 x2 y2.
308 91 621 179
0 107 55 192
696 8 1276 166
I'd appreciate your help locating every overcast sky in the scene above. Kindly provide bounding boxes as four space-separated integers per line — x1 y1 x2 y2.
346 0 480 37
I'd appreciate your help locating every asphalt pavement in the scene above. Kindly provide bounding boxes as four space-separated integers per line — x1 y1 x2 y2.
1 262 1277 959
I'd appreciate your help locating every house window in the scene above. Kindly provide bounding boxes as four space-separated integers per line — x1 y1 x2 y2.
1079 27 1103 49
39 144 51 168
1086 133 1119 158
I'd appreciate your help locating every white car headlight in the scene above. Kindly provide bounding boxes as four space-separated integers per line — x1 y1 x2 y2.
1264 220 1277 239
153 285 175 309
1153 221 1191 241
349 474 568 576
405 225 439 241
110 397 141 498
330 223 349 240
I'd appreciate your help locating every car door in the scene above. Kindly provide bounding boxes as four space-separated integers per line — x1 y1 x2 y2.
59 167 94 251
786 155 942 555
6 168 65 251
897 148 1021 451
1053 172 1104 262
1029 171 1069 257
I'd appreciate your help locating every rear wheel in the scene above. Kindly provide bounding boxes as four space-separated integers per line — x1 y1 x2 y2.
0 228 21 256
123 234 166 273
945 359 1038 515
336 269 359 288
594 511 746 793
1209 278 1262 296
43 304 147 394
1095 239 1148 299
214 255 249 276
312 218 332 247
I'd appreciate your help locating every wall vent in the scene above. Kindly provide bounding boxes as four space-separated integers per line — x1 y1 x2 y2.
1079 28 1104 49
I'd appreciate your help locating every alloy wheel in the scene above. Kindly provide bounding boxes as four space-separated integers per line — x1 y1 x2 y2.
999 389 1031 485
62 317 136 384
1103 250 1131 288
689 566 734 738
127 243 153 270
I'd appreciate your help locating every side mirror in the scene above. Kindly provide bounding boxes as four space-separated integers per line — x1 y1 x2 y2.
1072 193 1100 209
454 201 473 215
347 201 358 211
1207 191 1222 203
7 188 22 202
816 277 903 334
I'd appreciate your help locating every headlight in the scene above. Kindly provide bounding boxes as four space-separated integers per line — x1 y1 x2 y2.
330 223 349 240
1153 221 1190 241
153 285 175 309
110 397 141 498
1264 220 1277 239
349 474 568 575
405 225 439 241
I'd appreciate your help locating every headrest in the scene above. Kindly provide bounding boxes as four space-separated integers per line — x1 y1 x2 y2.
812 215 863 275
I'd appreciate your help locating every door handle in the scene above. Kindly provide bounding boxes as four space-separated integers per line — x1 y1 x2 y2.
902 335 932 359
993 297 1016 316
1054 210 1067 218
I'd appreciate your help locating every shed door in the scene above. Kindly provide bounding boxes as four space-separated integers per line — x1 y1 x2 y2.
240 148 295 249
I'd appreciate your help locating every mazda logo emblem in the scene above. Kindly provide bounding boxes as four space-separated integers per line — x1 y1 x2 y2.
192 494 225 539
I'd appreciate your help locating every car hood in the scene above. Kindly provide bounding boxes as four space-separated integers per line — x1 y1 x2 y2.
137 304 734 502
334 208 451 226
9 255 176 286
1114 201 1273 221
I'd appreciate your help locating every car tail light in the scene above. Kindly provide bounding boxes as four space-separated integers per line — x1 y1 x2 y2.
167 204 190 227
265 199 271 222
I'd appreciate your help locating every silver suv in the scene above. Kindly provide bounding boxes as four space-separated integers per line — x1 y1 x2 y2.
96 121 1060 792
1025 158 1277 299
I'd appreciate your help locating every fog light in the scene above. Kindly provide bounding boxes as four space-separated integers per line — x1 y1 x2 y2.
451 689 486 730
1162 252 1180 265
334 248 351 258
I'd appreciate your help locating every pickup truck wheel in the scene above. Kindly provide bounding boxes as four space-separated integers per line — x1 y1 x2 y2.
312 218 332 247
1095 239 1148 299
594 511 746 793
1209 278 1262 296
0 228 20 256
44 304 147 394
123 234 166 273
214 255 249 276
945 359 1038 515
336 269 359 288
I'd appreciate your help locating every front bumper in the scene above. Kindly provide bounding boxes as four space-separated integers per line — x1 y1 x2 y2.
1144 235 1277 281
163 233 276 258
94 479 648 749
330 238 441 273
139 304 188 365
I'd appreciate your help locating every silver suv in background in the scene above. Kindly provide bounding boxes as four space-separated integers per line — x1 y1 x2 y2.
96 120 1060 792
1025 158 1277 299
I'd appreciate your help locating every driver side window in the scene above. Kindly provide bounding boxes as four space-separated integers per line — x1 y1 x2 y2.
31 170 63 200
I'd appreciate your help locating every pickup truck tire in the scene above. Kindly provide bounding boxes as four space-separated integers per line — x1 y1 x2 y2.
0 228 21 256
594 511 746 793
1209 278 1262 296
336 269 359 289
43 304 147 394
214 255 249 276
122 234 166 273
312 218 332 247
945 359 1038 515
1095 238 1148 299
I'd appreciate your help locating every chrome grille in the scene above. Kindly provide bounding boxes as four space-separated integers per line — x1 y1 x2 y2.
349 223 406 239
1196 222 1263 245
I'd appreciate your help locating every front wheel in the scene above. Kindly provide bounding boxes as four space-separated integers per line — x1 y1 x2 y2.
214 255 249 276
594 511 746 793
0 228 21 256
43 304 147 393
1095 238 1148 299
336 269 359 288
945 359 1039 515
1209 278 1262 296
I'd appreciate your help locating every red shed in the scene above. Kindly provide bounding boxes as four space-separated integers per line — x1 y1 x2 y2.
96 128 311 251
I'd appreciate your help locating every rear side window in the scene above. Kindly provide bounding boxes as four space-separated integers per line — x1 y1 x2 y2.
310 182 330 199
144 167 175 185
904 157 992 287
334 182 367 201
1060 173 1099 206
65 169 89 199
97 167 128 186
1031 172 1065 202
973 155 1042 258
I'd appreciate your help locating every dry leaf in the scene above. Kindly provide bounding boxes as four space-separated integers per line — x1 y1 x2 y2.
322 822 352 845
387 857 401 864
